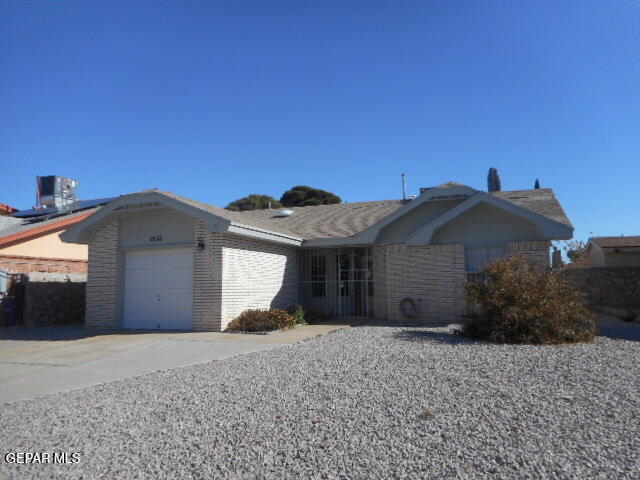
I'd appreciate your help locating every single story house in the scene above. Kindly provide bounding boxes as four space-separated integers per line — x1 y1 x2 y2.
0 202 113 275
587 236 640 267
0 208 101 275
61 182 573 331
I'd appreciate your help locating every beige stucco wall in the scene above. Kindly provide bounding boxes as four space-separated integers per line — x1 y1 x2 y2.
589 245 606 267
588 245 640 267
603 251 640 267
1 230 88 260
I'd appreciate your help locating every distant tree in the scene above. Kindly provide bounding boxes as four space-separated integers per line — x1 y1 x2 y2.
280 186 342 207
561 240 588 263
534 178 541 189
226 194 282 212
487 168 502 192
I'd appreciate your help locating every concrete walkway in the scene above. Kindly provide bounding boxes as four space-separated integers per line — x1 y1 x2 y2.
0 320 357 403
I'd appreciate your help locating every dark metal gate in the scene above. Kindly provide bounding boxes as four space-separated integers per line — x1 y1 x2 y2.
299 247 374 317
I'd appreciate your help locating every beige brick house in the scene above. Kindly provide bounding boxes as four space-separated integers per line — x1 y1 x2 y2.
61 182 573 330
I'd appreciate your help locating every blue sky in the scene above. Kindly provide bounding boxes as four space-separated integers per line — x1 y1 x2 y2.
1 1 639 242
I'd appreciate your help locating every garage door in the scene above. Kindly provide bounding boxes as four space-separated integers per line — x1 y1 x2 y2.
122 247 194 330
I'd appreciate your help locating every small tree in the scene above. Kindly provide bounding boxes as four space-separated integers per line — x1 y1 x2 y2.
280 186 342 207
459 254 595 344
487 168 502 192
534 178 541 189
562 240 588 263
226 194 282 211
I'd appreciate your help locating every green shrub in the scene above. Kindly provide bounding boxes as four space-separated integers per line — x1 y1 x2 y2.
226 308 296 332
287 305 308 325
459 254 596 345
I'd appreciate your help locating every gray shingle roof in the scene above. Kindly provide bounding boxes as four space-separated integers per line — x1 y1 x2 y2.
238 200 405 239
491 189 572 228
134 187 571 240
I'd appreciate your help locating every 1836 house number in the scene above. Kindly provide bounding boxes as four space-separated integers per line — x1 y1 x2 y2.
149 235 163 242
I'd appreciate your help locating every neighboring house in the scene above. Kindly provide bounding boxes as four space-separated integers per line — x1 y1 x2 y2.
587 236 640 267
0 203 18 216
0 208 101 274
0 175 114 274
61 182 573 331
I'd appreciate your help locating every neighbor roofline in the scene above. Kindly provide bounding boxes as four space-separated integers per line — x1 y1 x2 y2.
0 211 94 248
589 237 640 250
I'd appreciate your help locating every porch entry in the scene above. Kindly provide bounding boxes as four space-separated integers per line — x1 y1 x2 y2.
299 247 374 317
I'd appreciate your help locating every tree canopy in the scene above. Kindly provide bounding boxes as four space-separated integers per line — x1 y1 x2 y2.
280 185 342 207
226 194 282 212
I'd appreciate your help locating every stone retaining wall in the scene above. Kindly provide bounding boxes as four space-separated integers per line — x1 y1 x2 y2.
562 267 640 322
23 273 86 326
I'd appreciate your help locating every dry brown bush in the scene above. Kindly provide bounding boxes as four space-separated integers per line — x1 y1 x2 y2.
459 254 596 344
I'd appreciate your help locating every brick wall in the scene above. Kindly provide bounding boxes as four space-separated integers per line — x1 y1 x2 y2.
380 243 466 324
217 234 298 331
507 240 551 268
193 221 218 331
85 219 119 328
0 254 87 274
372 246 387 319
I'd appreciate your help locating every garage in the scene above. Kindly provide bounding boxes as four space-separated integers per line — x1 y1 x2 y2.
122 247 194 330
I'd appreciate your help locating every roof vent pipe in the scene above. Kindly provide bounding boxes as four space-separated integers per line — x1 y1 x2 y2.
401 173 408 200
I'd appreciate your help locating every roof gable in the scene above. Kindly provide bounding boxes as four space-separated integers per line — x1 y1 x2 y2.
405 191 573 245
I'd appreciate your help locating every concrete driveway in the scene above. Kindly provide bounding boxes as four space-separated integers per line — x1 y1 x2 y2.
0 321 354 403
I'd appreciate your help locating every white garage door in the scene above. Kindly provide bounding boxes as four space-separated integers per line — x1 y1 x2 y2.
122 247 194 330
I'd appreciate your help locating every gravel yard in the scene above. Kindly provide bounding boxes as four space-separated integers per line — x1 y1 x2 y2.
1 319 639 480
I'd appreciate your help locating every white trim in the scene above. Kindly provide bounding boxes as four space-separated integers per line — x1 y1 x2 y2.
404 191 573 246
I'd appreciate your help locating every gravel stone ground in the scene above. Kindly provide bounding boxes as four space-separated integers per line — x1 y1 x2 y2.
1 319 639 480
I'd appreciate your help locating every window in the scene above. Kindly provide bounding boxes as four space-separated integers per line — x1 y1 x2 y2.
465 245 506 281
311 255 326 297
